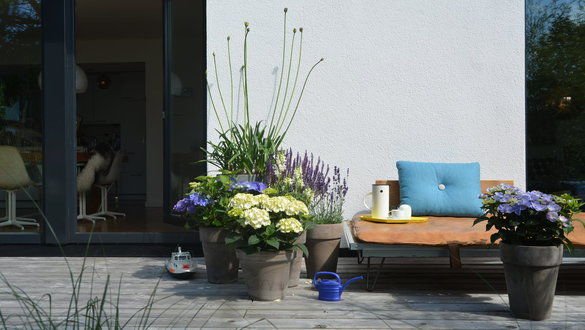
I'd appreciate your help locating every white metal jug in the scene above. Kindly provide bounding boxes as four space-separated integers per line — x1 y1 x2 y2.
363 184 390 219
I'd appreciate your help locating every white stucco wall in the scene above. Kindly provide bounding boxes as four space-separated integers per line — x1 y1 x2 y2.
207 0 525 217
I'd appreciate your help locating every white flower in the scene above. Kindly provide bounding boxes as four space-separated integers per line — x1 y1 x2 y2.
277 217 304 234
265 196 291 213
229 193 258 210
286 199 309 216
242 208 271 229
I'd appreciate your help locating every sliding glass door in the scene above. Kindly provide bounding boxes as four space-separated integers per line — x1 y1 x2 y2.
164 0 207 221
1 0 206 245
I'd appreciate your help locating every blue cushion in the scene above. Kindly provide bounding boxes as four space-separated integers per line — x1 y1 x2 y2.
396 161 482 217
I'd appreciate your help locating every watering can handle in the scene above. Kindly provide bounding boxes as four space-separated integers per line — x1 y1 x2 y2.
313 271 341 286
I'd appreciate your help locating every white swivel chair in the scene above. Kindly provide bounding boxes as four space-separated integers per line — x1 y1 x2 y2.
0 146 39 229
91 150 126 219
77 153 108 223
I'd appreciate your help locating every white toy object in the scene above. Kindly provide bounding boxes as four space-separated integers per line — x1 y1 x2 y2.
165 246 195 279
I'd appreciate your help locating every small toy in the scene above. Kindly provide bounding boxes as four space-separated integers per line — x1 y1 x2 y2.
313 272 363 301
165 246 195 279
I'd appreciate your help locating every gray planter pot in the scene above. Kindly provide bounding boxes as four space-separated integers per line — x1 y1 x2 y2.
500 243 563 321
199 227 239 284
288 231 307 287
237 249 294 301
305 223 343 279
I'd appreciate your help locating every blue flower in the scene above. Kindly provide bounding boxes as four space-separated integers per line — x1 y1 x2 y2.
173 192 211 214
546 212 558 222
497 204 514 214
231 180 267 193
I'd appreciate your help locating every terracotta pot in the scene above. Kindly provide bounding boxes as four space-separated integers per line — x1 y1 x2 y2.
237 249 294 301
199 227 239 284
288 231 307 287
500 243 563 320
305 223 343 279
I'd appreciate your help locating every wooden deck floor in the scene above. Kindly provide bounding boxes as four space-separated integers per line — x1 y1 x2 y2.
1 256 585 329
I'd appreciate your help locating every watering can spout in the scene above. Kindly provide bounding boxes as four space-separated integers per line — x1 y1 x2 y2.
341 275 364 292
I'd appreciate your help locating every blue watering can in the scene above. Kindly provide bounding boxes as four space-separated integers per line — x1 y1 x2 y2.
313 272 364 301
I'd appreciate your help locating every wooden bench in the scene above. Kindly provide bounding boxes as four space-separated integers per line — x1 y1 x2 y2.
344 180 585 290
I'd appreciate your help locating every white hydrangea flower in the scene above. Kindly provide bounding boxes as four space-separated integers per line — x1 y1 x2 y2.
253 194 270 207
277 217 304 234
285 200 309 216
229 193 258 210
265 196 291 213
242 207 271 229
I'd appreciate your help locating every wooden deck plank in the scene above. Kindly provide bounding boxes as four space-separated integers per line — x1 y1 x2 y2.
1 256 585 328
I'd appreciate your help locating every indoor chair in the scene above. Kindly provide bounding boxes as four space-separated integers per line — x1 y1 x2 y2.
0 146 40 229
91 150 126 219
77 153 108 223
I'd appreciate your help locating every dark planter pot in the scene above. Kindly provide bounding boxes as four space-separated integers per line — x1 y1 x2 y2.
237 249 294 301
500 243 563 321
199 227 239 284
305 223 343 279
288 231 307 287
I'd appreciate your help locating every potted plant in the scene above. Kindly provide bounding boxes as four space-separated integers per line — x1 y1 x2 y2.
173 173 266 283
204 8 323 177
226 191 308 301
267 149 349 279
475 184 583 320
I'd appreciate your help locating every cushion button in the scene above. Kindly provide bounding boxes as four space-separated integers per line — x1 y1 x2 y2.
438 184 446 191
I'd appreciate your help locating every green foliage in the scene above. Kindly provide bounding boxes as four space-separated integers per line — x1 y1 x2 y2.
206 123 283 178
182 173 239 228
205 9 323 176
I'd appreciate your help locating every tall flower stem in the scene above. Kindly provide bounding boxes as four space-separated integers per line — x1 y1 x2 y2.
243 22 251 128
207 80 225 133
282 58 324 136
213 53 231 129
276 27 303 135
268 8 288 133
273 28 297 136
227 36 234 125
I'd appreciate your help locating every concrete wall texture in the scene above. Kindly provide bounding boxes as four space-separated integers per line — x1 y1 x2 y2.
207 0 526 217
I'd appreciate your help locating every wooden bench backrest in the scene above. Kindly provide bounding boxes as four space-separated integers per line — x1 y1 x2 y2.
374 179 514 208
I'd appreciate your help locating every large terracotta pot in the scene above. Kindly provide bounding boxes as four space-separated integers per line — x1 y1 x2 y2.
500 243 563 320
237 249 294 301
305 223 343 279
288 231 307 287
199 227 239 284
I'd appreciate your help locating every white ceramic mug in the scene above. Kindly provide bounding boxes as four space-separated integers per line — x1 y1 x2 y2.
363 184 390 219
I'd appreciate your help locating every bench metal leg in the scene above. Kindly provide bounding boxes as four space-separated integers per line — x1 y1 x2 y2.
366 257 386 291
357 250 365 264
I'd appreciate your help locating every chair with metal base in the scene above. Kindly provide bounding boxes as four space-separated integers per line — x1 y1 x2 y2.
0 146 40 230
91 150 126 219
77 153 108 223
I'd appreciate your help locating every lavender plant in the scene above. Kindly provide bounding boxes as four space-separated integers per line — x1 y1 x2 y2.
267 149 349 224
206 8 323 176
474 184 584 250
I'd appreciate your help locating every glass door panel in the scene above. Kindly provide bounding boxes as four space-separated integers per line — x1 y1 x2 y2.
165 0 207 217
0 0 43 235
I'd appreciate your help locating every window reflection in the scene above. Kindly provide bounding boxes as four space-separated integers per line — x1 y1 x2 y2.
526 0 585 201
0 0 42 232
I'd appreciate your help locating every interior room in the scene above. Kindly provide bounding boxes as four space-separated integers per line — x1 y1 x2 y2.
0 0 206 235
